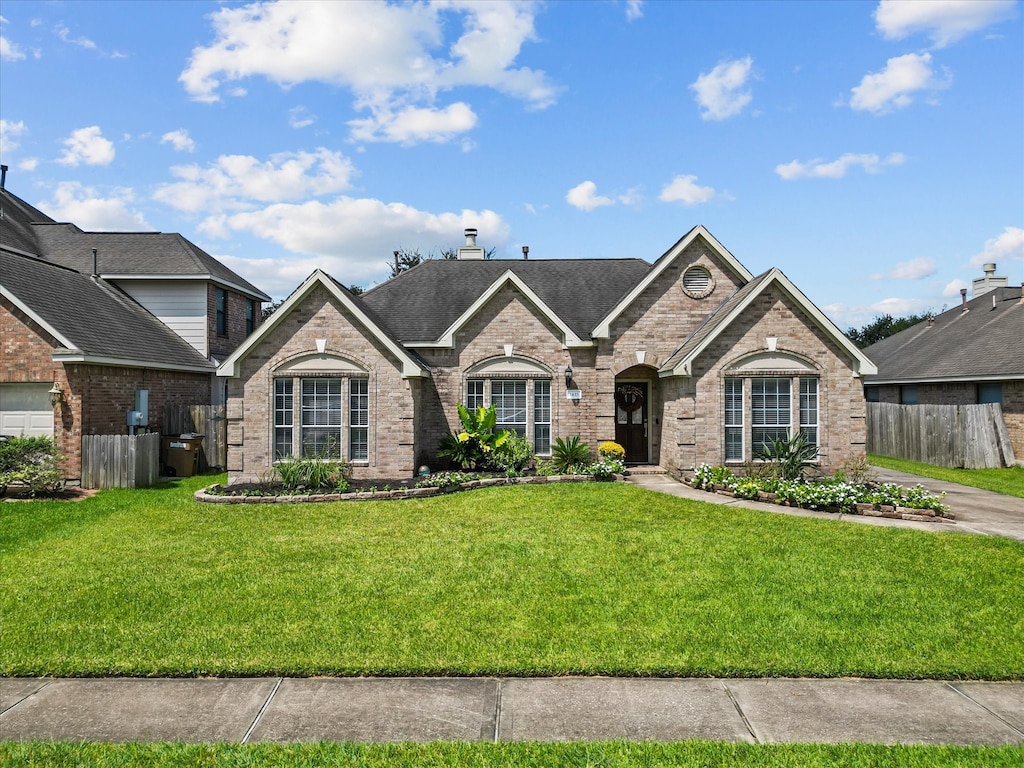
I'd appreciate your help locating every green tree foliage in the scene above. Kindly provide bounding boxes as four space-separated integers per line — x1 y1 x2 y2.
846 312 932 348
388 245 497 277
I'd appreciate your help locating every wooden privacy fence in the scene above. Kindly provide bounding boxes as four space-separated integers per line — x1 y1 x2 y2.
81 433 160 489
164 404 226 470
867 402 1016 469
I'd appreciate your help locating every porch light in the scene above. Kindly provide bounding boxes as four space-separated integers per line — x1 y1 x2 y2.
48 383 64 406
564 365 573 388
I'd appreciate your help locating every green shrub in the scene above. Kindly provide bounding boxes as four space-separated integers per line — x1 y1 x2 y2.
275 451 351 493
0 435 65 496
758 433 819 481
550 436 591 474
490 434 535 477
437 404 510 470
587 458 625 481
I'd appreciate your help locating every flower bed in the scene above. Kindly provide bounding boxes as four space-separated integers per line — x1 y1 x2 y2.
195 472 612 504
685 464 953 522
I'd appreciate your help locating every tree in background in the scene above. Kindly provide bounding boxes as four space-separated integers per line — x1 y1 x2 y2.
846 312 932 348
387 245 496 278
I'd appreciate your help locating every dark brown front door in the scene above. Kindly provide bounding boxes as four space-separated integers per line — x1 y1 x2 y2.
614 382 648 464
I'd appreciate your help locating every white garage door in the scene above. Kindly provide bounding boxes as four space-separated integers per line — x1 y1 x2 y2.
0 383 54 438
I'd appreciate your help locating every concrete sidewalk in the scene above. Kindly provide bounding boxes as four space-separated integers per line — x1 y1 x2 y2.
2 677 1022 745
627 468 1024 541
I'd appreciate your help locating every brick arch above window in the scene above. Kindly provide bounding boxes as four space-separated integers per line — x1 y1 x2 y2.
724 350 819 374
273 351 368 375
466 355 552 377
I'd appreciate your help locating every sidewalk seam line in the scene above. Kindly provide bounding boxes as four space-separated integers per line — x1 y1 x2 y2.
242 677 283 744
722 682 759 744
492 678 503 743
946 682 1024 738
0 679 53 717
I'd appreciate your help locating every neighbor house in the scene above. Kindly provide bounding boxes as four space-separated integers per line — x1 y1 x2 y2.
0 174 270 482
863 263 1024 461
218 226 876 482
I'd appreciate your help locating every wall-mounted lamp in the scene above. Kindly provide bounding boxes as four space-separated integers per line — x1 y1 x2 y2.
564 365 573 388
48 383 64 407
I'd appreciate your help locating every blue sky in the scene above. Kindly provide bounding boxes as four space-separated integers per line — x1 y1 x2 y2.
1 0 1021 329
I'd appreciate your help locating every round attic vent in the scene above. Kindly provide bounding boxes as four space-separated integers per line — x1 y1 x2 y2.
682 265 715 298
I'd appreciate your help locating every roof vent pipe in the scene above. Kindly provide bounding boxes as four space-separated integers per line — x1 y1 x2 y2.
457 228 484 260
522 245 529 260
464 228 477 247
960 288 968 312
92 248 98 278
0 164 7 190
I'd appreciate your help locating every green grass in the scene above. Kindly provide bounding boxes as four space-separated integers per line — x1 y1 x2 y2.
868 454 1024 498
2 741 1021 768
2 476 1022 679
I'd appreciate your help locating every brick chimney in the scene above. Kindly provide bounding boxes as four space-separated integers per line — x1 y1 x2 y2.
457 228 485 260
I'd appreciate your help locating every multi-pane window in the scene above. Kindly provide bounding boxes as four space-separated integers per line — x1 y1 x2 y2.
978 382 1002 405
752 378 791 455
799 378 818 449
273 379 293 460
724 378 743 462
275 375 370 462
245 299 255 335
466 380 485 410
466 378 551 453
492 380 527 437
900 385 918 405
301 379 342 458
534 380 551 455
215 288 227 335
349 379 369 461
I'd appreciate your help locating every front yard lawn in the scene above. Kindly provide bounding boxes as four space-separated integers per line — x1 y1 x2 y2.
868 454 1024 499
2 476 1022 679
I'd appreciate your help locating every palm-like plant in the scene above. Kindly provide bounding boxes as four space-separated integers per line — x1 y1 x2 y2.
438 404 511 470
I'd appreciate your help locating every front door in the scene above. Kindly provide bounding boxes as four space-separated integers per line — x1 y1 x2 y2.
614 382 648 464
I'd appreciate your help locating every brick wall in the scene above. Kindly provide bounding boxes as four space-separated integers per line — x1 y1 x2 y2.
208 285 261 361
2 298 211 482
226 285 415 482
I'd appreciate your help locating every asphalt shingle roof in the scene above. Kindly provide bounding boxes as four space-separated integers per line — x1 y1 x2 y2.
0 188 54 255
863 286 1024 382
1 250 214 370
360 258 652 341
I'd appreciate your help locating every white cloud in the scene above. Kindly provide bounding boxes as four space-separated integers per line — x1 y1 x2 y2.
153 148 356 213
18 158 39 172
1 34 25 61
849 52 951 114
689 56 754 121
41 182 151 231
775 152 906 180
57 126 115 166
968 226 1024 268
874 0 1018 48
210 198 512 295
824 297 936 329
566 181 614 211
658 175 719 206
869 257 938 280
160 129 196 153
179 1 558 144
625 1 644 22
54 23 96 50
288 106 315 129
0 118 27 155
348 102 478 145
943 279 968 297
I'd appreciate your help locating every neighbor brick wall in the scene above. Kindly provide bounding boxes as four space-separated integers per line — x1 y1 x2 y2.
208 285 261 361
2 298 211 482
225 285 414 482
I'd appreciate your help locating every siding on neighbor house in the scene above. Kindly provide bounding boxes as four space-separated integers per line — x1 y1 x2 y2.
118 280 209 357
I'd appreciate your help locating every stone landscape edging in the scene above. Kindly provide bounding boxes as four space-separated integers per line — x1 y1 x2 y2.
194 473 615 504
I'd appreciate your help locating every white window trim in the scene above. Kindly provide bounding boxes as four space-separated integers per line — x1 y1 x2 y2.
272 374 371 464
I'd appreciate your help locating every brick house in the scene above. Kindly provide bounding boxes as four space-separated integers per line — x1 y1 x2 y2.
219 226 875 482
0 177 269 482
863 264 1024 461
